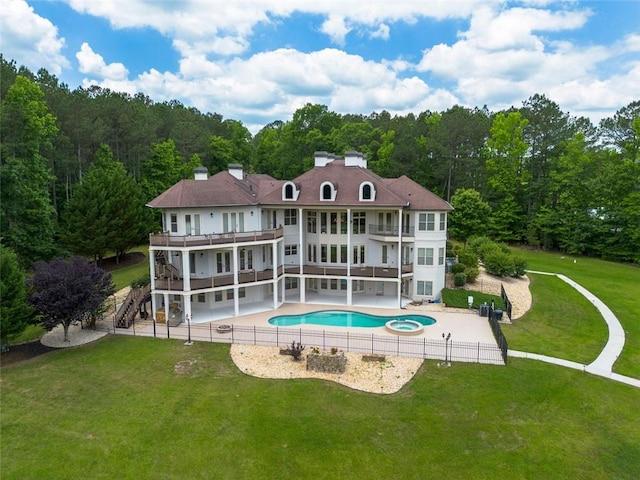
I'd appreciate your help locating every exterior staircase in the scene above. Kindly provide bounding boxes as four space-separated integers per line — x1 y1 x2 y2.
115 284 151 328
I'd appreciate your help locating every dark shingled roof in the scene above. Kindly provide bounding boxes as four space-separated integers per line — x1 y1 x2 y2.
147 160 452 211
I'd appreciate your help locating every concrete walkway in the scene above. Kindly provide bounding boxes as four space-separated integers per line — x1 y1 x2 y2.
509 271 639 389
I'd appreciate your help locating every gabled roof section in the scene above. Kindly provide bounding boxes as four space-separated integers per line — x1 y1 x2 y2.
147 155 451 212
147 171 272 208
258 159 408 207
383 176 453 211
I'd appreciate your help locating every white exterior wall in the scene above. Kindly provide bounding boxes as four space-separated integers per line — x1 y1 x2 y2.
411 211 447 300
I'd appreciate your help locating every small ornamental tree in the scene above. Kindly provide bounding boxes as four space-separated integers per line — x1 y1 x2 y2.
27 256 115 342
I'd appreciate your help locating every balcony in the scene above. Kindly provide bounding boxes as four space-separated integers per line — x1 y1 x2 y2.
153 263 413 292
154 266 283 291
368 224 414 239
150 227 283 248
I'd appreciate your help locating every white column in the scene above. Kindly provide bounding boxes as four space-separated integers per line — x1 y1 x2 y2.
182 250 190 292
299 207 305 303
163 293 170 322
397 208 403 308
184 293 192 322
346 208 352 305
232 245 239 285
149 250 156 288
272 241 279 308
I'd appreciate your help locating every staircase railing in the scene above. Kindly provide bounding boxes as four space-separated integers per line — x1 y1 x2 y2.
115 284 151 328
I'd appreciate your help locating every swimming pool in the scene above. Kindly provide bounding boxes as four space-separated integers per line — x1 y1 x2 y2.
268 310 436 328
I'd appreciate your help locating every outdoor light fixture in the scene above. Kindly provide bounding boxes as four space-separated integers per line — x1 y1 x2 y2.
442 332 452 366
185 314 193 346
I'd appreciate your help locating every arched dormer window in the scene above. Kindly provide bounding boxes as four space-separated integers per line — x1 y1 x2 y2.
282 181 299 201
320 181 336 201
359 181 375 201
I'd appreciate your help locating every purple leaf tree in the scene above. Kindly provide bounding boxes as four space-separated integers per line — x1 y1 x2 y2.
27 256 115 342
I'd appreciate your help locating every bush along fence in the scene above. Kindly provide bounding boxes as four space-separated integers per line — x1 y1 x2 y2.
108 320 507 366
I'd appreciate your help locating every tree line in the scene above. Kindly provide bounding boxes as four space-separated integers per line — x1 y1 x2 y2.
1 54 639 271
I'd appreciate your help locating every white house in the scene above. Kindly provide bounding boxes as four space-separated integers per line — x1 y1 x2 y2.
146 151 452 324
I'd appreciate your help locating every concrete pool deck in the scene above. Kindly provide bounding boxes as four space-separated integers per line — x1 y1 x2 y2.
169 302 499 345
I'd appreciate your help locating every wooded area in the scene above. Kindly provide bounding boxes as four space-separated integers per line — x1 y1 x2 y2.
1 55 639 268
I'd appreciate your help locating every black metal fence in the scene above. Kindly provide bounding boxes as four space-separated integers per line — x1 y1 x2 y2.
487 311 508 364
109 321 506 365
500 283 513 320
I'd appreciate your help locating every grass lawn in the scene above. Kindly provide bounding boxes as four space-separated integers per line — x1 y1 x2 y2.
513 248 640 378
108 245 150 291
502 274 607 364
7 324 45 344
2 336 639 480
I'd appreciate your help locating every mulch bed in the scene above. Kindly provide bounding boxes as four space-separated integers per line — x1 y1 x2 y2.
1 340 57 367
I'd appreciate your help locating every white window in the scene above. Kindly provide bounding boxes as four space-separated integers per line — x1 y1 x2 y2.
382 245 388 264
223 212 245 233
359 182 375 201
283 182 298 201
352 211 366 234
320 182 336 201
284 245 297 256
284 209 297 226
352 245 365 265
418 213 435 231
189 253 196 274
438 247 445 266
417 281 433 296
417 248 434 266
239 249 253 270
216 252 231 273
285 277 298 290
439 213 446 231
170 214 178 233
307 211 317 233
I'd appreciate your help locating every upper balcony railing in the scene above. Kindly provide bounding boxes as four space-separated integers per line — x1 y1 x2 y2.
368 224 414 237
153 263 413 292
150 227 283 248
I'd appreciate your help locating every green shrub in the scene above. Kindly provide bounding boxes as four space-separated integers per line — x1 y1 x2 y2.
451 262 466 274
464 266 480 282
484 250 514 276
454 272 467 287
513 255 527 277
457 248 478 268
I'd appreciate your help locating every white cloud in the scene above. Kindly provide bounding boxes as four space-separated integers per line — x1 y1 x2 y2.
320 15 351 46
76 43 128 80
370 23 390 41
0 0 69 75
415 4 637 116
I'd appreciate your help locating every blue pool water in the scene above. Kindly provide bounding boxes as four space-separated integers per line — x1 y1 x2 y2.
268 310 436 328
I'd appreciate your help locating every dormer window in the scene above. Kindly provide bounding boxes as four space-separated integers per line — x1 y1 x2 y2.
359 182 375 201
282 181 299 201
320 182 336 201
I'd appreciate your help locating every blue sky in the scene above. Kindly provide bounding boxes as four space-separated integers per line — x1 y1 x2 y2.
2 0 639 132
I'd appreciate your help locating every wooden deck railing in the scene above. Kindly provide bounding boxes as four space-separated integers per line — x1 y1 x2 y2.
153 263 413 292
149 227 283 247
